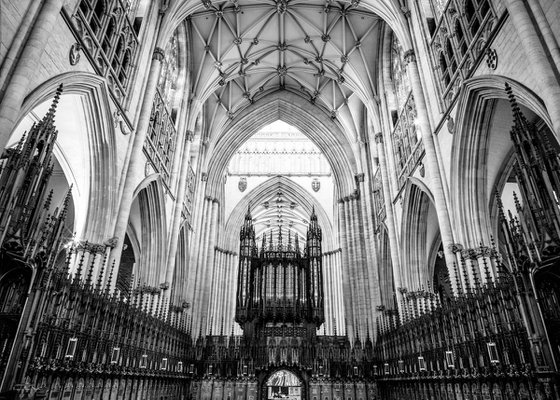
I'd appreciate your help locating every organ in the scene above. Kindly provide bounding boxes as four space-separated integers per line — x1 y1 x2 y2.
235 206 324 339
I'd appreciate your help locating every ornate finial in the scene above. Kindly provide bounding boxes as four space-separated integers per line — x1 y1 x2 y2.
453 262 462 296
58 186 73 222
482 252 492 284
246 203 251 219
105 260 116 294
74 243 87 283
47 84 63 118
513 191 522 213
505 82 529 133
43 189 54 211
461 256 470 295
85 251 98 287
96 261 105 292
63 243 74 276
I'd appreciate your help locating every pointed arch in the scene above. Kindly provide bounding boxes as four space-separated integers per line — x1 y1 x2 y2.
129 175 168 286
203 92 358 198
15 72 121 243
378 223 395 309
400 179 440 290
450 75 552 248
222 176 335 252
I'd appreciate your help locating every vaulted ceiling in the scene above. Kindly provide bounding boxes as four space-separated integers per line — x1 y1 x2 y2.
187 0 383 142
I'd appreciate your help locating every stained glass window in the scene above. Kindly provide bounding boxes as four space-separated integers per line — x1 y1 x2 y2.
390 36 411 111
158 32 180 110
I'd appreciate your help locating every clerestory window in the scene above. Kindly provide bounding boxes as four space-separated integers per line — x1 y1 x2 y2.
389 35 423 190
76 0 140 100
144 27 184 193
422 0 495 106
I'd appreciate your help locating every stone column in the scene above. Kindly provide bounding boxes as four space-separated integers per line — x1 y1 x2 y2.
163 131 194 304
208 249 219 329
349 195 367 335
503 0 560 138
526 0 560 72
0 0 65 151
375 132 405 319
221 252 228 333
229 253 238 334
332 251 339 334
200 198 219 333
186 194 209 328
356 174 380 327
338 200 354 339
192 196 212 333
109 47 165 283
218 250 227 331
405 50 460 296
323 252 331 334
221 251 229 331
345 196 362 337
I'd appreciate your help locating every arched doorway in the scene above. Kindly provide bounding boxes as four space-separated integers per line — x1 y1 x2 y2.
265 370 303 400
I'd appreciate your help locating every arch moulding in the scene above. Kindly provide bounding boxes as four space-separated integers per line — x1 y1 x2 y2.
203 91 359 199
222 176 336 252
16 72 119 243
450 75 551 248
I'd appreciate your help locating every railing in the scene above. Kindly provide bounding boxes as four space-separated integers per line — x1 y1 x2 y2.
391 93 425 190
374 272 559 399
144 88 177 193
66 0 140 104
429 0 498 107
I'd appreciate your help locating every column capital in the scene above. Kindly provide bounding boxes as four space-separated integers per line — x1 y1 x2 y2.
448 243 464 253
73 240 112 254
153 47 165 61
403 49 416 66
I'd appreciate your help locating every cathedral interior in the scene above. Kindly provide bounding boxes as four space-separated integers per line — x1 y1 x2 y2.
1 0 560 399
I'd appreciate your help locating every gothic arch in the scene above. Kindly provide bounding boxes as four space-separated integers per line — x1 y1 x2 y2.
400 179 440 290
378 223 395 309
129 175 168 286
203 92 358 198
450 75 552 248
15 72 120 243
221 176 335 252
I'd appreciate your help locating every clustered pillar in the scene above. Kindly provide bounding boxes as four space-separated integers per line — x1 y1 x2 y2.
404 50 460 295
109 46 165 285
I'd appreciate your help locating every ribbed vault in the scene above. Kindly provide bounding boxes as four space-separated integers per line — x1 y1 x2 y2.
221 176 334 252
203 91 357 197
160 0 411 55
185 0 382 138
